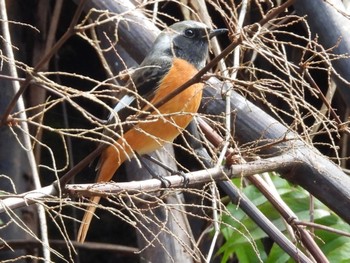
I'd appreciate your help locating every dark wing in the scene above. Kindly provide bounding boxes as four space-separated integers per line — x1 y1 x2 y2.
104 57 172 133
130 58 172 103
96 58 172 171
108 58 172 123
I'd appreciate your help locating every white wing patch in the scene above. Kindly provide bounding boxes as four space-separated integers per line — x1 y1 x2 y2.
108 94 135 122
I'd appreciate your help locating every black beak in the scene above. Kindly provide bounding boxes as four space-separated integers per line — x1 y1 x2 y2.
209 28 228 39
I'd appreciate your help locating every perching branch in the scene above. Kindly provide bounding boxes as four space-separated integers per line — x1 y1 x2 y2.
1 155 298 213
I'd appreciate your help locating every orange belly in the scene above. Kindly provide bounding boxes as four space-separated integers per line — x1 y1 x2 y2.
115 58 203 158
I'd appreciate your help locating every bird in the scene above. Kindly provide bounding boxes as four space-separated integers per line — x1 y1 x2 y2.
77 20 228 243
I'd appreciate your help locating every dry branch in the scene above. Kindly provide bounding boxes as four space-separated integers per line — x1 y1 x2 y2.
202 78 350 224
1 0 350 262
1 159 285 212
294 0 350 105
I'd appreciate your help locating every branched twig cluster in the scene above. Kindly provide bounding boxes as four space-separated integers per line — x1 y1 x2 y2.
0 0 349 262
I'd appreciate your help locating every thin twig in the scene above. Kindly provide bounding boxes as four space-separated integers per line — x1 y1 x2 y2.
293 220 350 238
0 1 52 261
0 239 138 254
0 0 87 126
0 154 300 213
198 116 329 262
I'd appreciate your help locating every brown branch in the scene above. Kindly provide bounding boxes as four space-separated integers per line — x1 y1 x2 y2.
293 220 350 238
56 144 106 188
0 239 138 254
197 117 328 263
0 156 297 212
65 155 295 197
249 175 328 263
302 67 344 128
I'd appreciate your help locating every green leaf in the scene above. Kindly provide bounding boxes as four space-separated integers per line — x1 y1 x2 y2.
218 175 350 262
235 241 267 263
266 243 290 263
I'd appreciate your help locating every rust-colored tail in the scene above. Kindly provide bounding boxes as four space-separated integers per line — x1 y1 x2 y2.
77 195 101 243
77 145 127 243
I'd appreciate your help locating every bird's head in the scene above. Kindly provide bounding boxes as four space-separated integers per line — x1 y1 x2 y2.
151 20 228 69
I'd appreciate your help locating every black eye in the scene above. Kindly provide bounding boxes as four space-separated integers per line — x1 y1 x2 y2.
184 29 196 38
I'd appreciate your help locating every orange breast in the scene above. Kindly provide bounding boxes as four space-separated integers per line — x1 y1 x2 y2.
119 58 203 156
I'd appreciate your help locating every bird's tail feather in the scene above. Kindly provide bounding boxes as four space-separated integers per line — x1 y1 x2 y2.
77 145 127 242
77 195 101 243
